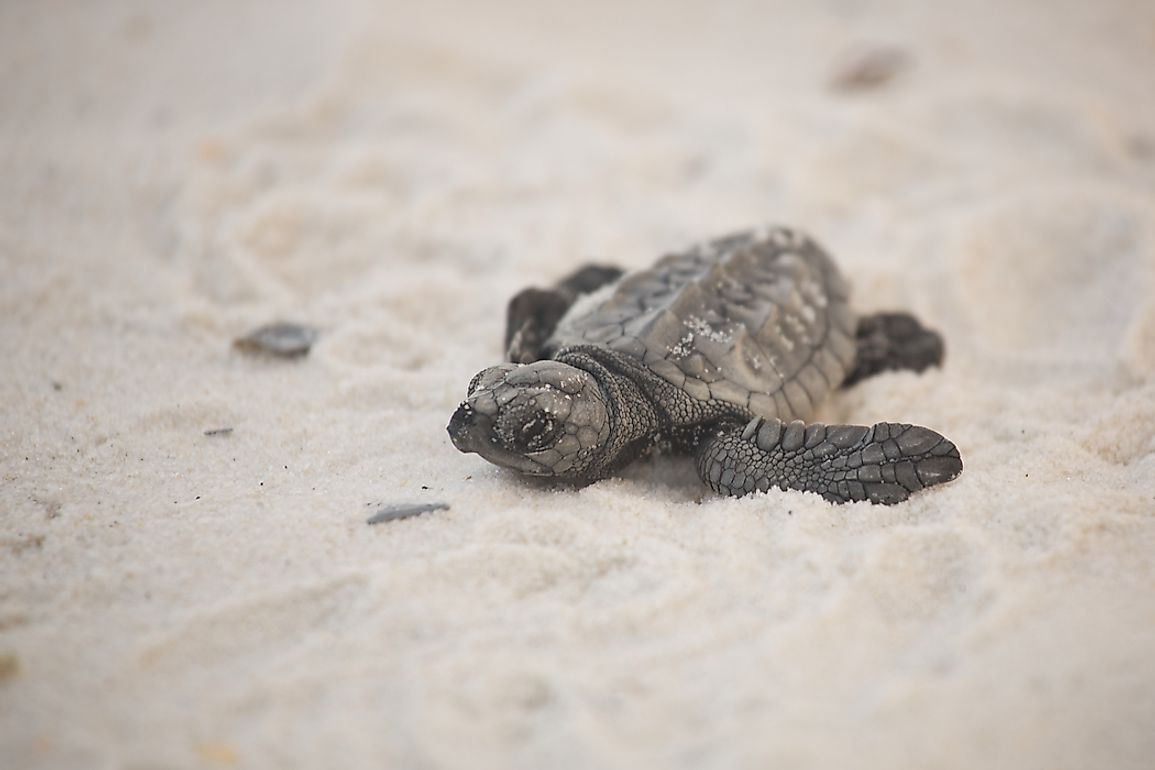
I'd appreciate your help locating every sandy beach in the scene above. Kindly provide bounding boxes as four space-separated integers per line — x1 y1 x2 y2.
3 0 1155 767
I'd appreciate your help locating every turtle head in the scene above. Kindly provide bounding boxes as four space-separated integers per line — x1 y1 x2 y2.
447 360 611 480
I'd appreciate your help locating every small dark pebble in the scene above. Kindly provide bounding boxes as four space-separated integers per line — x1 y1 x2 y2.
233 321 318 358
204 427 234 437
830 45 910 93
367 502 450 525
51 381 63 392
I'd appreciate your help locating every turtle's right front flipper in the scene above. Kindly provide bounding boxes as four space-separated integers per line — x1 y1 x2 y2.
695 417 962 505
505 264 623 364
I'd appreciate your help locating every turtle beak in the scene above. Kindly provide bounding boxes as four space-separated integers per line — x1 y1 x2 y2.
446 400 553 475
447 403 484 454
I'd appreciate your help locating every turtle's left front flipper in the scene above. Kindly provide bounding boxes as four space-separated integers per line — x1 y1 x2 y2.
695 417 962 505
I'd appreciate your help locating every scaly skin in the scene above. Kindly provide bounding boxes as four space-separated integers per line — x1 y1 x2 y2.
697 417 962 505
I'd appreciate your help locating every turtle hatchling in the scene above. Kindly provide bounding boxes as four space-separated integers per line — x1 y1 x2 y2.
448 227 962 504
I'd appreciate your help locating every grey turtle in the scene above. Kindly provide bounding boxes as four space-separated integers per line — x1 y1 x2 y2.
447 227 962 505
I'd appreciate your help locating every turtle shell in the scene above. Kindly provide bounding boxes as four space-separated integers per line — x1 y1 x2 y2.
546 227 858 421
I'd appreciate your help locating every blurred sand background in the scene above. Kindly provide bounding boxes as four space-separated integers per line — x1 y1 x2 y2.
2 0 1155 767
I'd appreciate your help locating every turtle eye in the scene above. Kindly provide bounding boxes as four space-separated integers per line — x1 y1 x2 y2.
509 411 561 453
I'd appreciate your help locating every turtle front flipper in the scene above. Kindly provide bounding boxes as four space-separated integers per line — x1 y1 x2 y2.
505 264 622 363
695 417 962 505
842 312 945 387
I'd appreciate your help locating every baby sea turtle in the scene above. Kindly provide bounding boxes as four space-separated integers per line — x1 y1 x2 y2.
447 227 962 505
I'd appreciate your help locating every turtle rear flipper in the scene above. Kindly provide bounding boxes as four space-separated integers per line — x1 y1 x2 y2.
505 264 623 363
842 312 944 387
696 417 962 505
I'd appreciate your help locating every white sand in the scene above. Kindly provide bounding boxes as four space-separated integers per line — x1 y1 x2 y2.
3 0 1155 767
